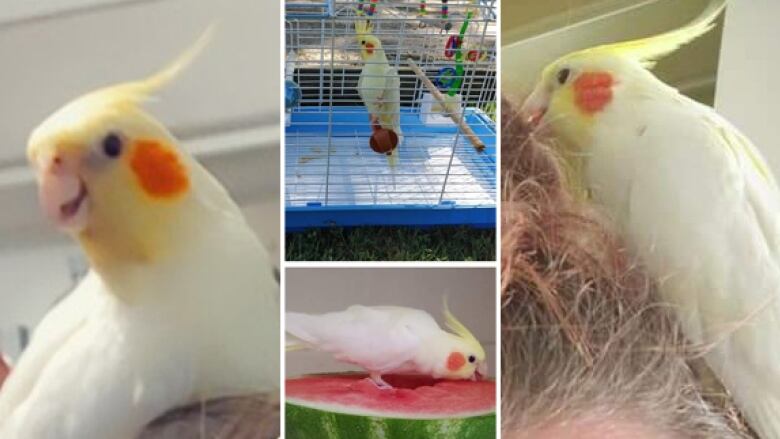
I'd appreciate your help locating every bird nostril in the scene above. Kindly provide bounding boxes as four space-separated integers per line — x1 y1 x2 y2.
53 156 62 166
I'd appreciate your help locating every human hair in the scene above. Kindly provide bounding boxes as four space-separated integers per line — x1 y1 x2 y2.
500 99 748 438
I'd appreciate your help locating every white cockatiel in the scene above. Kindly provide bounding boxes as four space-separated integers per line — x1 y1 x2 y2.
0 32 279 439
355 19 403 169
520 1 780 437
286 304 487 388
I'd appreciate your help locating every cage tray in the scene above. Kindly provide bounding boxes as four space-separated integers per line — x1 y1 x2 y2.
285 106 496 230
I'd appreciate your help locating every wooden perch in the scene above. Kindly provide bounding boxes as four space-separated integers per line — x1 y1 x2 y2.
407 60 486 152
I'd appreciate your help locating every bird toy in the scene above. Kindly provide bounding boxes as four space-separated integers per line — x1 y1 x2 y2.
436 9 473 96
441 0 451 30
445 35 461 59
434 66 458 90
357 0 378 16
285 80 301 110
419 0 427 15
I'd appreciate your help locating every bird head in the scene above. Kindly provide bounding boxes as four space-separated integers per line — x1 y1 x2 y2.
520 1 725 156
27 30 213 273
432 302 487 380
355 20 384 60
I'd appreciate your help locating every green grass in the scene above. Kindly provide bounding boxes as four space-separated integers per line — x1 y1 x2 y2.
286 226 495 261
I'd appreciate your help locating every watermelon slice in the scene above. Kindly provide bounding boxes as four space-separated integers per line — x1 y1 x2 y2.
286 373 495 439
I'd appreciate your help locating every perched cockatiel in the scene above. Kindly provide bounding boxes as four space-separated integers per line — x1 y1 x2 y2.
0 31 279 439
520 1 780 437
355 19 403 171
286 303 487 389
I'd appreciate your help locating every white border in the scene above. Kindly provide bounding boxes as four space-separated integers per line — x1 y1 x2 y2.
495 0 502 433
278 0 287 434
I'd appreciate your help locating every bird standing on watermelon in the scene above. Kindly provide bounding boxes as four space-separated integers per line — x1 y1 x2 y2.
519 1 780 437
0 31 279 439
286 303 487 389
355 19 403 172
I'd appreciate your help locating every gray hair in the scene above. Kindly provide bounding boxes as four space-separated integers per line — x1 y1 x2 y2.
500 99 750 438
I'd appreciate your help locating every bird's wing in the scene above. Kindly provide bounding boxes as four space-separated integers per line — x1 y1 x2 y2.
378 65 401 129
0 272 101 420
358 63 390 113
286 306 432 371
606 94 780 438
0 292 193 439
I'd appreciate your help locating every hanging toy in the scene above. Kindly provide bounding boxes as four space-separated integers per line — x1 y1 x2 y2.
441 0 451 31
285 80 302 110
444 35 461 59
435 9 473 96
356 0 377 16
368 0 378 16
466 49 487 63
285 50 301 110
434 66 458 90
419 0 427 15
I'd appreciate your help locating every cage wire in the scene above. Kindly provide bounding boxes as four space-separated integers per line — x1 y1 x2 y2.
285 0 497 228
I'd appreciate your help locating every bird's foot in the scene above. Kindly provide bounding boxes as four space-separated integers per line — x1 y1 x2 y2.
369 373 393 390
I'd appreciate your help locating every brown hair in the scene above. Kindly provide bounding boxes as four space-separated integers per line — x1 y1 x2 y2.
500 99 748 438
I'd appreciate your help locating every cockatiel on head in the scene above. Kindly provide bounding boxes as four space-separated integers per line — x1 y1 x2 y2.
520 2 780 438
355 18 403 174
0 30 279 439
286 302 487 389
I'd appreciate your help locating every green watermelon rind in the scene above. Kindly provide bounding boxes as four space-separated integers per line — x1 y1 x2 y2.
285 401 496 439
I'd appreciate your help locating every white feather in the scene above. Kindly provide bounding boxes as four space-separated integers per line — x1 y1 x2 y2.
0 165 279 439
286 305 484 380
585 74 780 439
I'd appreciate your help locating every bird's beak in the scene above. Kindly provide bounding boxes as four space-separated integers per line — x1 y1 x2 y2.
365 42 375 55
520 83 550 128
477 361 487 377
33 149 90 232
472 361 488 380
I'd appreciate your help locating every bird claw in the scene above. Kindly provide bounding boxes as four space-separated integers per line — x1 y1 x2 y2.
369 373 393 390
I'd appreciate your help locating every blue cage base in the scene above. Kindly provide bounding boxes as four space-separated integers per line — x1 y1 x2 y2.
285 106 496 230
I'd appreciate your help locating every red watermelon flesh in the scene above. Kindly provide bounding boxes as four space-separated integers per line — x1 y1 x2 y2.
286 373 495 418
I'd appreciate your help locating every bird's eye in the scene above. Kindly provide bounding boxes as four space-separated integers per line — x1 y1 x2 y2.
468 355 476 363
102 132 122 158
361 40 366 45
557 68 571 85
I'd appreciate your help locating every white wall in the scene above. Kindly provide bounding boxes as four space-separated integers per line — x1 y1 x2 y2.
714 0 780 173
285 267 497 378
0 244 83 359
0 0 279 163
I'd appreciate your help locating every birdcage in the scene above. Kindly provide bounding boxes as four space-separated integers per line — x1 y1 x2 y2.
284 0 496 230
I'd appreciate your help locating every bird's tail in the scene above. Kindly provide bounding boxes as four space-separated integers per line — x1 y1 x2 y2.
285 312 321 346
386 150 397 189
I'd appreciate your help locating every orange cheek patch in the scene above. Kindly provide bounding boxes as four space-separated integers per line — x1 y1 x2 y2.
447 352 466 371
574 71 614 114
129 140 189 198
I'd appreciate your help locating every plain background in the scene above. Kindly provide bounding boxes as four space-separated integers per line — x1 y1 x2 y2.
285 267 497 378
715 0 779 174
0 0 279 358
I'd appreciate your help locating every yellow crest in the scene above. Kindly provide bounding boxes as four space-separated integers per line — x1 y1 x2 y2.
355 19 374 38
443 297 484 355
573 0 725 68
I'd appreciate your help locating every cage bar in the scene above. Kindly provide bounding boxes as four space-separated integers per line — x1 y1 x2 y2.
285 0 497 230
